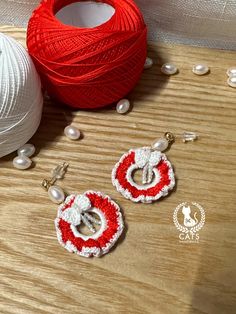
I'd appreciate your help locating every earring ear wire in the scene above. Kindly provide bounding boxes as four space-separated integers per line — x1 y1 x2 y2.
182 132 198 143
42 162 69 191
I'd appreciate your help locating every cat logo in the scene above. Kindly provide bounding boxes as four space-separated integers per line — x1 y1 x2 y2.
173 202 205 243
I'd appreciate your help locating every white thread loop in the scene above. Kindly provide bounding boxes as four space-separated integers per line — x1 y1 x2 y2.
135 148 161 184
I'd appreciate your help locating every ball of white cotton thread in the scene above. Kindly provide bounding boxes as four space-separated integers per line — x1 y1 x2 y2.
0 33 43 158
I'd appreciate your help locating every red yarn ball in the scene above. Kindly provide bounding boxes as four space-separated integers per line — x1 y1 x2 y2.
27 0 147 109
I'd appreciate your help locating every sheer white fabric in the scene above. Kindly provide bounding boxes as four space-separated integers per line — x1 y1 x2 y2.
136 0 236 49
0 0 236 49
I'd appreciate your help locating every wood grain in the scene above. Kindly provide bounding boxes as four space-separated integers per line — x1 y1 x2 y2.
0 26 236 314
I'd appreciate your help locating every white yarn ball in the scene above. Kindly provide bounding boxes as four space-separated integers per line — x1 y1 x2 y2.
0 33 43 158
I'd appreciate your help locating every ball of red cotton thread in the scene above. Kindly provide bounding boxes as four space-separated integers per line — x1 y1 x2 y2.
27 0 147 109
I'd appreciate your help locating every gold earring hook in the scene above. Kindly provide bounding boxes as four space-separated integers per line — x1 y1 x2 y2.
164 132 175 144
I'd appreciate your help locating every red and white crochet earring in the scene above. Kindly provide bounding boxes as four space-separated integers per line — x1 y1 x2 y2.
112 132 198 203
42 163 124 257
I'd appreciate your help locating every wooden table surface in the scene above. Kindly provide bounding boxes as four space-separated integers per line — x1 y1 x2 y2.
0 26 236 314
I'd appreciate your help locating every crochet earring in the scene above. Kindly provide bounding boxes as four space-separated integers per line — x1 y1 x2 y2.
112 132 198 203
42 163 124 257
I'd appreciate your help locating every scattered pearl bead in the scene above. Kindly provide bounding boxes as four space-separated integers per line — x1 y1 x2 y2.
227 76 236 88
116 99 130 114
13 155 32 170
64 125 81 140
144 57 153 69
161 63 178 75
152 138 169 152
17 143 35 157
48 185 65 204
227 67 236 77
192 64 209 76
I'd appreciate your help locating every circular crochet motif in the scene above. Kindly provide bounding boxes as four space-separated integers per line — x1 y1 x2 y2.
55 191 124 257
112 147 175 203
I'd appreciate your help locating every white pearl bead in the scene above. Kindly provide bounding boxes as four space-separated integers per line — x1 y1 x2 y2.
64 125 80 140
192 64 209 76
161 63 178 75
144 57 153 69
13 155 32 170
116 99 130 114
152 138 169 152
227 68 236 77
48 186 65 204
17 143 35 157
227 76 236 88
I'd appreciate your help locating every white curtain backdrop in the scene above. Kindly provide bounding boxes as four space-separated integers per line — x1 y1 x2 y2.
1 0 236 50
